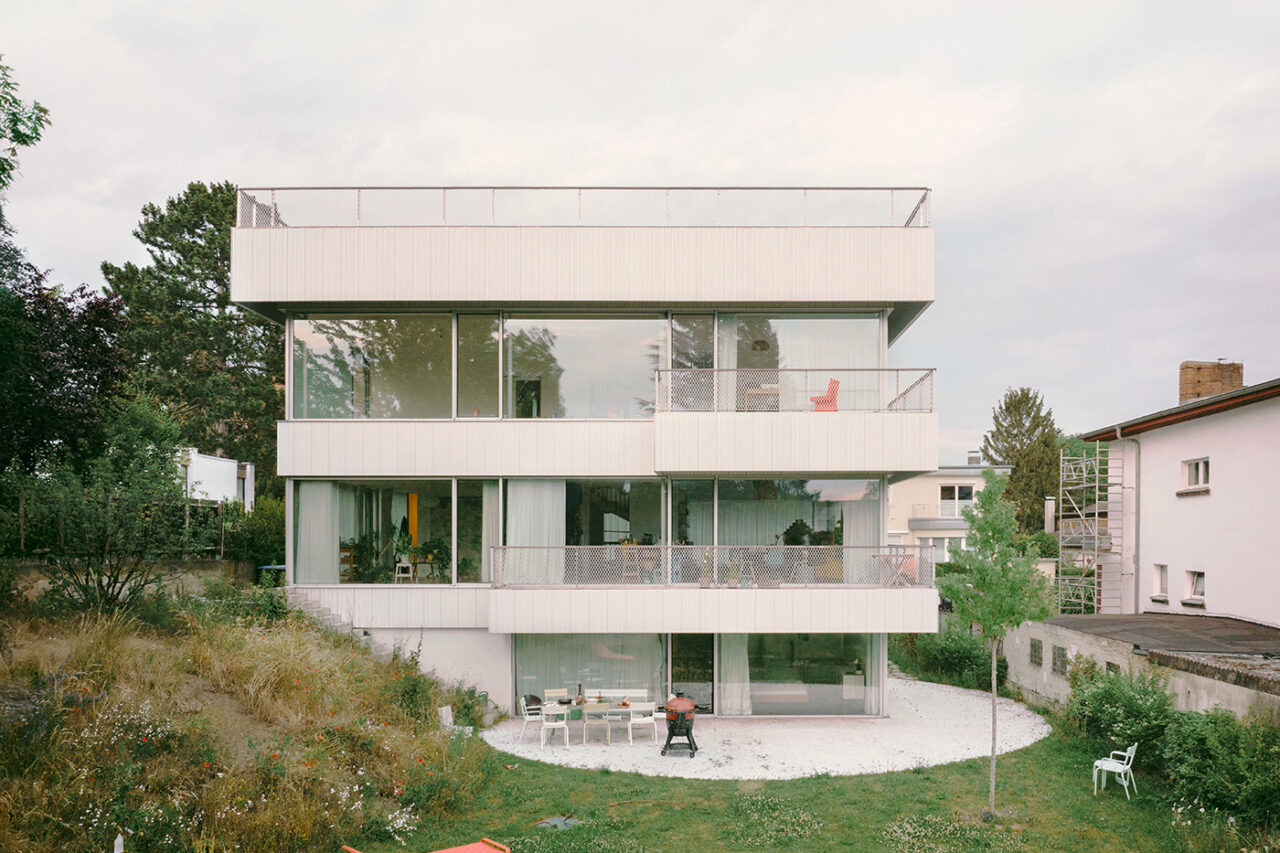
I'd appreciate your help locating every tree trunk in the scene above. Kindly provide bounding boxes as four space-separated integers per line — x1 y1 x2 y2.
18 488 25 553
989 640 997 813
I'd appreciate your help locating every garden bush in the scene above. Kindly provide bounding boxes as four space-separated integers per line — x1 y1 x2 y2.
914 628 987 687
1066 667 1172 768
1163 708 1280 829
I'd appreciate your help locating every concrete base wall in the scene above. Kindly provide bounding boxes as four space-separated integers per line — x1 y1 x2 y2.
1006 622 1280 718
367 628 514 715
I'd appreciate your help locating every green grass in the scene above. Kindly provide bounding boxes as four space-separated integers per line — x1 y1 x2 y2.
373 732 1192 853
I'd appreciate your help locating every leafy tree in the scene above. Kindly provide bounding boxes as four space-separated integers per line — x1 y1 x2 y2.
36 394 216 610
0 56 50 234
1 239 128 553
980 387 1061 534
938 471 1053 814
102 181 284 498
224 496 285 569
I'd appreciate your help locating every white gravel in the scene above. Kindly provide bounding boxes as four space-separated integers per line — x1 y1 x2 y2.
480 677 1051 780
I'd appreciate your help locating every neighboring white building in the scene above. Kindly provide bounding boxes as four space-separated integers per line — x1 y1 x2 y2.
1074 369 1280 628
887 452 1011 563
230 186 940 715
180 448 255 510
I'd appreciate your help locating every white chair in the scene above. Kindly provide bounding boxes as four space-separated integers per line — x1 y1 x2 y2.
1093 743 1138 799
544 688 570 703
437 705 473 736
518 697 543 743
395 561 414 583
627 702 658 744
540 703 569 748
582 702 611 744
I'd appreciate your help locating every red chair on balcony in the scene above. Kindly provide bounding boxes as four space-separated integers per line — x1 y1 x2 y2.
810 378 840 412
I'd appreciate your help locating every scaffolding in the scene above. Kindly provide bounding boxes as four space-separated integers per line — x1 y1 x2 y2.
1057 442 1124 614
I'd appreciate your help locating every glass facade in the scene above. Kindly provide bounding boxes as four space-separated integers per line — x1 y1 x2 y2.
293 316 452 418
293 478 498 584
515 634 666 705
720 633 879 715
504 315 665 419
457 314 500 418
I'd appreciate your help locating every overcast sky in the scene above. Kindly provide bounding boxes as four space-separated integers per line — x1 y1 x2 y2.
6 2 1278 462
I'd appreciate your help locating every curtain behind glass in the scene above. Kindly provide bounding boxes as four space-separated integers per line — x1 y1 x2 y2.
296 482 339 583
719 633 753 715
842 480 882 583
505 480 566 584
515 634 664 704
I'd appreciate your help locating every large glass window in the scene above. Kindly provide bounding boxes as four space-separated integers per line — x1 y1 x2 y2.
719 633 879 716
295 479 451 583
715 314 880 410
515 634 666 705
671 480 714 546
457 479 500 582
293 315 452 418
457 315 499 417
504 316 665 419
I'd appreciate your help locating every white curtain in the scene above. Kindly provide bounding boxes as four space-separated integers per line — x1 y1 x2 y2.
719 633 753 715
515 634 664 702
774 316 880 410
505 479 566 584
842 490 882 583
480 481 501 582
296 481 339 583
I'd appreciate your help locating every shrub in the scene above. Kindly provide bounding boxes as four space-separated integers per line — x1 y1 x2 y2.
1067 667 1172 768
1163 708 1280 829
914 629 987 687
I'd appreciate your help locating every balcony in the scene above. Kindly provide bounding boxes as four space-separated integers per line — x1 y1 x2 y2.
653 368 937 475
488 544 939 635
230 186 934 339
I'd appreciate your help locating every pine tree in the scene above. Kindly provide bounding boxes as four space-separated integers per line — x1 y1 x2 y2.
102 181 284 498
980 387 1061 534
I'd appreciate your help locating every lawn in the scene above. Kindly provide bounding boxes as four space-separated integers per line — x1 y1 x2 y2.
383 732 1183 853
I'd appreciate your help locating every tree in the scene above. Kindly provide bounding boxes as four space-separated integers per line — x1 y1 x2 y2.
102 181 284 498
980 387 1061 534
1 239 128 553
937 471 1053 814
0 56 50 234
36 394 216 610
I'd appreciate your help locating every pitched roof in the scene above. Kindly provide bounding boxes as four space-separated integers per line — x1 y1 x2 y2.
1078 376 1280 441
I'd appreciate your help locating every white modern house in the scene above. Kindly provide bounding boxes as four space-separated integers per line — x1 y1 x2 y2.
886 451 1011 563
230 186 940 715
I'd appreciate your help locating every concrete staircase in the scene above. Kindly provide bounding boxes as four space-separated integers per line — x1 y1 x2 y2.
286 587 396 664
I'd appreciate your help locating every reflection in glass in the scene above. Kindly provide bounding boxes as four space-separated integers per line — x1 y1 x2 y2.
294 480 451 583
457 315 499 417
671 480 713 545
565 480 663 545
457 480 500 582
515 634 665 703
720 633 878 715
715 314 880 411
716 479 881 546
293 316 452 418
504 316 665 419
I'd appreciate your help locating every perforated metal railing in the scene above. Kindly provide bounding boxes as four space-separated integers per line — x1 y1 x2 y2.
235 186 932 228
491 545 934 588
653 369 935 413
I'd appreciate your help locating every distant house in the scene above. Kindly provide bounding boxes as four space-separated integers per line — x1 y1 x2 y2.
179 448 255 510
1006 362 1280 716
887 450 1011 564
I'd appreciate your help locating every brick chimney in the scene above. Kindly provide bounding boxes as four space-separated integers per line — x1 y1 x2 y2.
1179 360 1243 404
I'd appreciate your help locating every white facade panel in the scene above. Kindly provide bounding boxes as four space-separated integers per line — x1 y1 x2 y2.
653 411 937 474
232 226 934 309
278 420 654 478
368 627 513 712
1130 399 1280 628
489 587 939 634
293 584 491 629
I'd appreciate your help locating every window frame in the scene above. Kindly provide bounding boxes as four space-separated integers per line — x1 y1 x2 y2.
1178 457 1211 496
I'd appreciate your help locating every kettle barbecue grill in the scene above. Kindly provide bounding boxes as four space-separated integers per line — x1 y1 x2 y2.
661 694 697 757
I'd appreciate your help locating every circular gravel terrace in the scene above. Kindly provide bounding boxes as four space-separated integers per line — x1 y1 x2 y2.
481 676 1051 781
